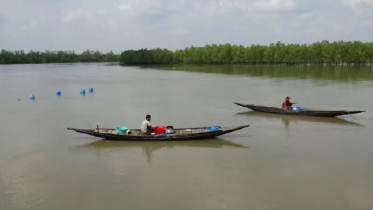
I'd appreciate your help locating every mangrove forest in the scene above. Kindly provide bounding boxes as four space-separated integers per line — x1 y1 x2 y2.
2 40 373 65
0 50 119 64
120 41 373 65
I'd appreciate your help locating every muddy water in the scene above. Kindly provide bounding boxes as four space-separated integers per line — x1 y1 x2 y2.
0 64 372 210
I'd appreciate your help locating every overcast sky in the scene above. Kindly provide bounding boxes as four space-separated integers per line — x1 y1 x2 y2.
0 0 373 53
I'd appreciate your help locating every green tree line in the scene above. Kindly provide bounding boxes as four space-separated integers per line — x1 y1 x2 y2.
120 40 373 65
0 50 119 64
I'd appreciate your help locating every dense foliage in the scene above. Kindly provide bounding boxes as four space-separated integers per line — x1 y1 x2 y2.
120 41 373 65
3 40 373 65
0 50 119 64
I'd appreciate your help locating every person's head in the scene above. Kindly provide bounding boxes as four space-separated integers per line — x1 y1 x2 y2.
286 96 290 101
146 114 151 121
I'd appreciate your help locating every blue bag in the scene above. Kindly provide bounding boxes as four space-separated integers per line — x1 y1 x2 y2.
206 126 220 131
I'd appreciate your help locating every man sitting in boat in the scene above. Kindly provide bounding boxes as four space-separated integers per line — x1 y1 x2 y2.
141 114 153 134
282 96 294 109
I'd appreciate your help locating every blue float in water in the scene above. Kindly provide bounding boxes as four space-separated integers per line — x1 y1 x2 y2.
80 89 86 95
29 94 35 100
56 91 61 96
88 87 93 93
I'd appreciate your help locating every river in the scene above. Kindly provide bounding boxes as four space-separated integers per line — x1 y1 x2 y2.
0 63 372 210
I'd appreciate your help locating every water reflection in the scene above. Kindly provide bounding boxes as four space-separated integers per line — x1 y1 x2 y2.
236 111 364 128
72 139 249 163
144 65 373 81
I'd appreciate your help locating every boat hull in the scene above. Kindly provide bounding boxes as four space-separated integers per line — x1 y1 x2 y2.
67 125 249 141
234 103 365 117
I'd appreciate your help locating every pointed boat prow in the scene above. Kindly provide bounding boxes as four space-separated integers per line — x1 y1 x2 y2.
234 102 247 108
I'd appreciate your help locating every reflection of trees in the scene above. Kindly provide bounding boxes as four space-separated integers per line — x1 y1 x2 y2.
148 65 373 82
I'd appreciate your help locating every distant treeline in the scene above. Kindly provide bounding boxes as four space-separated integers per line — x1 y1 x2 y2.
3 40 373 65
120 41 373 65
0 50 119 64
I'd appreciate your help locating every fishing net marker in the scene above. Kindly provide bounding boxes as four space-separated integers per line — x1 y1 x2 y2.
80 89 86 95
29 93 35 100
56 91 61 96
88 87 93 93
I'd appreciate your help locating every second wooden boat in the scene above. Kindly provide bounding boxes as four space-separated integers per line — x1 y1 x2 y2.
234 102 365 117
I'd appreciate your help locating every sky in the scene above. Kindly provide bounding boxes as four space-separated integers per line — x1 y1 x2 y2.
0 0 373 53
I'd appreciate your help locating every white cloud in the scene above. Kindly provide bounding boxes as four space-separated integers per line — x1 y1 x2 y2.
97 9 106 15
62 8 117 29
118 0 185 16
63 9 92 22
1 0 373 52
344 0 373 7
173 27 187 36
218 0 296 12
30 21 38 28
334 25 347 32
119 3 133 12
20 21 39 31
107 20 119 29
119 0 160 13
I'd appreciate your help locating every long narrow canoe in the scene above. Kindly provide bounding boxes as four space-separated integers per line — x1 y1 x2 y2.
67 125 249 141
234 102 365 117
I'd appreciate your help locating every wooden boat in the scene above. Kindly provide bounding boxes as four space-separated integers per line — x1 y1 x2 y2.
234 102 365 117
67 125 249 141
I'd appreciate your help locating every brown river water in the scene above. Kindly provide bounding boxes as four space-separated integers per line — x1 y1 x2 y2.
0 64 372 210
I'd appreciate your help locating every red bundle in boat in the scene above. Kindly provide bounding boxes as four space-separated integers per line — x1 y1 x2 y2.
153 126 166 134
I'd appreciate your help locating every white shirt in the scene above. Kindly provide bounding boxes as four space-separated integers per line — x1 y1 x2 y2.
141 120 151 133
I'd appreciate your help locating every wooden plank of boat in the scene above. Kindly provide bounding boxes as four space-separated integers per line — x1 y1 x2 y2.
67 125 249 141
234 102 365 117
